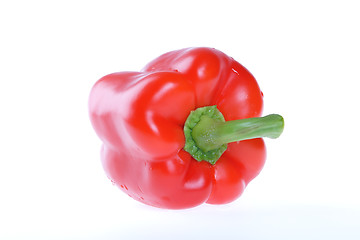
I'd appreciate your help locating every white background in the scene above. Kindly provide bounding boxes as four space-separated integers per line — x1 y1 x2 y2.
1 0 359 239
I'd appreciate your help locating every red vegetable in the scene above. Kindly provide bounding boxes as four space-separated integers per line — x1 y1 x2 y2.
89 47 284 209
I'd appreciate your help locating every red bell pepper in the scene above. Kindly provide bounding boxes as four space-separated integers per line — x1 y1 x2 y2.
89 47 284 209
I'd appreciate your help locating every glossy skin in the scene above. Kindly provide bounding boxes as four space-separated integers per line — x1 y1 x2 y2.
89 47 266 209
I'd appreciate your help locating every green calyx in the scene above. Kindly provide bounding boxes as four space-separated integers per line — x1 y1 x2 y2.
183 105 284 165
183 106 227 165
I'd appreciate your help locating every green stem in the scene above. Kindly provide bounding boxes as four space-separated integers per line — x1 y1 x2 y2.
193 114 284 152
183 106 284 164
